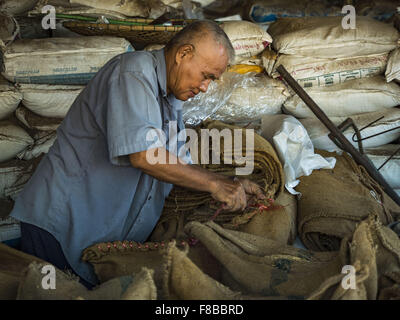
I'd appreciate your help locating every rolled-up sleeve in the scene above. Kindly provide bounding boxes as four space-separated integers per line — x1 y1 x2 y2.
106 71 164 166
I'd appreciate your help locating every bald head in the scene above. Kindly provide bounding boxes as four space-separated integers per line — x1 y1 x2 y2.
164 20 234 101
165 20 235 64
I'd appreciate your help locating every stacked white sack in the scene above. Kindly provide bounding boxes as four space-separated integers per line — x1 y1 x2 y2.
268 16 398 58
364 144 400 190
31 0 190 19
300 108 400 152
0 76 22 120
17 131 57 161
0 12 20 47
266 53 389 88
19 84 84 118
0 157 42 200
263 16 399 88
283 76 400 118
1 36 134 85
0 0 38 16
385 48 400 83
15 105 62 132
220 20 272 64
0 119 34 163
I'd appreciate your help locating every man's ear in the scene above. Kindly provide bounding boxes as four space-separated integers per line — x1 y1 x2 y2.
175 44 194 64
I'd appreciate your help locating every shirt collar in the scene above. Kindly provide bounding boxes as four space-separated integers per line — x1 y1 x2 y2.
152 48 184 110
152 48 168 98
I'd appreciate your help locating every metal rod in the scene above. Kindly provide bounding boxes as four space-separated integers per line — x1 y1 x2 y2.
378 146 400 171
352 125 400 142
276 65 400 206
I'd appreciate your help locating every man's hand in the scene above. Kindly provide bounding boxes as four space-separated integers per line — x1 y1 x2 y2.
130 148 266 213
238 178 266 201
209 177 266 212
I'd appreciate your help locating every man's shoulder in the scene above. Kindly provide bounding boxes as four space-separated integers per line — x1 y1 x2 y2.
119 50 158 75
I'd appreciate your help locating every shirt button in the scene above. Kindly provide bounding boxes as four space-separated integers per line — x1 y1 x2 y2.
148 196 152 201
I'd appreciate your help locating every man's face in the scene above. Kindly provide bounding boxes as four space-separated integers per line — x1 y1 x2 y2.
170 40 229 101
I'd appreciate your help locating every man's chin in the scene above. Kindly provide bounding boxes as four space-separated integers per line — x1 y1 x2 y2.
175 92 193 101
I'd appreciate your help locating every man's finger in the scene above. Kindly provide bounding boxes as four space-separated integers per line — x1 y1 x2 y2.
241 179 266 199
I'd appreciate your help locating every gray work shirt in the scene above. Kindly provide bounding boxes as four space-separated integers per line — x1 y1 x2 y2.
10 49 190 285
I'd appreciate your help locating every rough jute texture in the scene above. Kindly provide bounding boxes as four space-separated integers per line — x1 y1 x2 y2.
163 240 289 300
308 214 400 300
297 150 400 251
238 190 297 245
17 262 157 300
0 243 45 300
81 239 222 299
150 190 297 248
184 221 345 299
154 120 284 245
162 120 284 214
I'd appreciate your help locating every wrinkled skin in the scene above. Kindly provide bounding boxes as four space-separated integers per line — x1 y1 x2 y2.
165 36 229 101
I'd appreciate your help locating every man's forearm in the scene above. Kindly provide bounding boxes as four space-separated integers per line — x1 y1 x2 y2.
129 148 225 193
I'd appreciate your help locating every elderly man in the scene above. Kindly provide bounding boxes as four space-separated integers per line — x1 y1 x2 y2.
10 20 265 288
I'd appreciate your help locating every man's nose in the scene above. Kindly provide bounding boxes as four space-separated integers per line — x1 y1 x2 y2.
199 79 211 93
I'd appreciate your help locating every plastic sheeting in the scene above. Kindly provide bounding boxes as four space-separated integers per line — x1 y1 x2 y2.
183 72 289 125
261 114 336 195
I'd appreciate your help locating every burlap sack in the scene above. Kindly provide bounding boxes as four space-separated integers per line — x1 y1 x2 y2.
307 261 370 300
81 239 222 299
17 262 157 300
185 221 345 299
308 214 400 300
162 120 284 220
0 243 45 300
154 192 295 248
237 190 297 245
164 241 241 300
297 150 400 251
237 204 290 245
378 285 400 300
164 240 287 300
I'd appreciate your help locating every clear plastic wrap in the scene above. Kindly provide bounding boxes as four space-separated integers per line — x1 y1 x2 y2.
183 72 290 126
182 72 244 126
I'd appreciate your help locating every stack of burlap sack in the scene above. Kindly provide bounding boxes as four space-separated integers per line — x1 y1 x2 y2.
4 120 397 301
